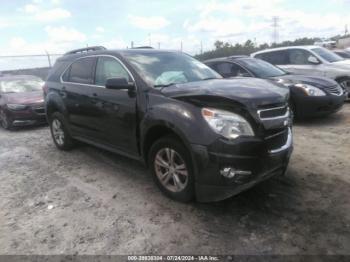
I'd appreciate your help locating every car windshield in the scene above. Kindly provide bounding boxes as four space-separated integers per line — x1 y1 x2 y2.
311 47 344 63
123 52 222 87
0 78 44 93
238 58 287 78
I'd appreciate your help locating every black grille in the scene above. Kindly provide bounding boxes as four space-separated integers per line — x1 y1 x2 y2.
325 85 343 96
258 106 288 119
32 107 45 115
265 128 288 151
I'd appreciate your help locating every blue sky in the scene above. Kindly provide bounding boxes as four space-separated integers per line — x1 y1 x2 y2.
0 0 350 63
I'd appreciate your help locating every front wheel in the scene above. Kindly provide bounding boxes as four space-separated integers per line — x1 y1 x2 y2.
337 77 350 97
0 110 12 130
148 135 195 202
49 112 75 150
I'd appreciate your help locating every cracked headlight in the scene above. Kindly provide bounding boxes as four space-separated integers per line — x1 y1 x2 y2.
295 83 326 96
202 108 254 139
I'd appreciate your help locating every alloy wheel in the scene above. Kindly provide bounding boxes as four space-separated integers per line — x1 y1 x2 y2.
52 119 65 146
340 79 350 93
154 148 188 193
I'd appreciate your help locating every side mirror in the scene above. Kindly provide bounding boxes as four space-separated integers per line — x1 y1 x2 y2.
308 56 320 65
105 77 135 90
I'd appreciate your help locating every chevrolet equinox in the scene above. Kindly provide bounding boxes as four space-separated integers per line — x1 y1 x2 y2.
44 46 293 202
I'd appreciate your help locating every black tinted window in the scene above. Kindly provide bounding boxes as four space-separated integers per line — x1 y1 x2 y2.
214 62 249 77
256 51 289 65
68 57 96 84
95 57 131 86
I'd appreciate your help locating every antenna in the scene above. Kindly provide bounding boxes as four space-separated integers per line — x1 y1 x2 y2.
272 16 279 45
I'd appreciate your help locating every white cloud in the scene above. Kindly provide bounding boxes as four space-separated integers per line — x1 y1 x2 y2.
96 26 105 33
51 0 61 4
128 15 170 30
45 26 86 43
185 0 350 45
34 8 71 21
24 4 40 13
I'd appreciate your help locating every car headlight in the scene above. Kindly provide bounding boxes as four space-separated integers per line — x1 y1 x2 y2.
7 104 28 111
295 83 326 96
202 108 254 139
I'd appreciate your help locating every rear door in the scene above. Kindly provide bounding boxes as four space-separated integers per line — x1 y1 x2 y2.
255 50 290 72
61 56 100 139
88 56 138 155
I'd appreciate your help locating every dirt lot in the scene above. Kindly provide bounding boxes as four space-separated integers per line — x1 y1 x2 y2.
0 105 349 255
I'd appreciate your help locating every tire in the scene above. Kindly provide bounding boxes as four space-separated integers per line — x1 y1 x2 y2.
289 100 297 121
49 112 75 150
336 77 350 97
148 135 195 202
0 110 12 130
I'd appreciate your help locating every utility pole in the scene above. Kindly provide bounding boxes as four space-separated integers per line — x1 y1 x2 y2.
272 16 279 45
200 40 203 55
345 24 349 36
180 41 183 52
131 41 134 48
45 50 52 68
158 42 160 49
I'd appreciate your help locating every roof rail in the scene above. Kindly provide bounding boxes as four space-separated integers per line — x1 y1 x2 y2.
64 46 107 56
131 46 154 49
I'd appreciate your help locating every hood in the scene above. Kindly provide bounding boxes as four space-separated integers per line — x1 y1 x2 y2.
3 91 44 104
331 60 350 69
270 74 337 88
161 78 289 108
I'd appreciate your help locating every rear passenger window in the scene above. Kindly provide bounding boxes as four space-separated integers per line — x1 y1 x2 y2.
95 57 131 86
256 51 289 65
68 57 96 84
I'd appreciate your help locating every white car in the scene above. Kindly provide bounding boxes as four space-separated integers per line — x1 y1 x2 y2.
251 46 350 97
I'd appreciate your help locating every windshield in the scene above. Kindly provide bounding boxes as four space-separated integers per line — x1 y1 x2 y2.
123 52 222 87
311 47 344 63
0 78 44 93
238 58 287 78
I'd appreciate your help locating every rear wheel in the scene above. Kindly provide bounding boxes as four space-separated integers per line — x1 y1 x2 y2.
148 135 195 202
49 112 75 150
0 110 12 130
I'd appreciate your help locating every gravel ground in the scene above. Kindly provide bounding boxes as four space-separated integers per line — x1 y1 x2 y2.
0 104 349 255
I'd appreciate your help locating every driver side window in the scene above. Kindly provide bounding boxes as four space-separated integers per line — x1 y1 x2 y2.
95 56 131 86
215 62 249 78
288 49 317 65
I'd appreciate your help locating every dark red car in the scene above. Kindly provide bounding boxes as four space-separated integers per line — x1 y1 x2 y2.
0 75 46 129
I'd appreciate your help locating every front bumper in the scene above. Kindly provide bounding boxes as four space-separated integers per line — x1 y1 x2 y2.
294 93 345 118
5 104 47 127
191 128 293 202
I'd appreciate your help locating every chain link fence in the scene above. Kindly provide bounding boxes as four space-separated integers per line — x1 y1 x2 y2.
0 53 63 80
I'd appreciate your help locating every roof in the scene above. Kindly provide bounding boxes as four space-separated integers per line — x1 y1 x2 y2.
251 45 320 56
57 47 182 62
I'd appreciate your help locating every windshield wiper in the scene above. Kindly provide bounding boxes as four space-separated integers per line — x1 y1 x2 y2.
201 77 219 81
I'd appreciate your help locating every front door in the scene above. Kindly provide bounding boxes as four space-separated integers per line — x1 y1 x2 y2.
89 56 138 155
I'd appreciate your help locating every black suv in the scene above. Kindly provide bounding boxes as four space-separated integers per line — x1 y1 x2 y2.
44 46 293 202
